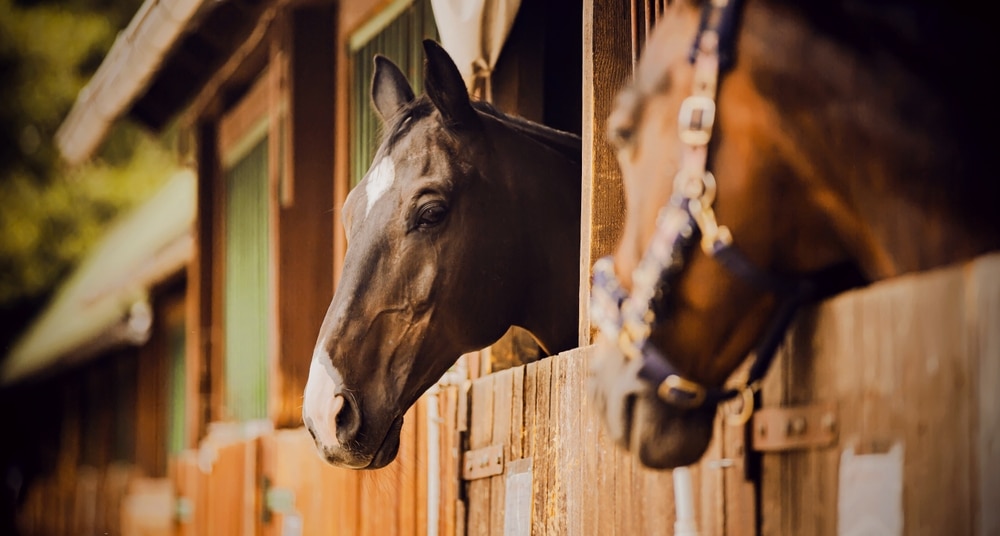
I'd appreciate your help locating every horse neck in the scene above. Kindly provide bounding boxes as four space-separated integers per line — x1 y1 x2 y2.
748 1 1000 280
482 112 581 354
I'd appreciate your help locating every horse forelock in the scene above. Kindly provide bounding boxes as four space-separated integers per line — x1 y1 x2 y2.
381 98 436 153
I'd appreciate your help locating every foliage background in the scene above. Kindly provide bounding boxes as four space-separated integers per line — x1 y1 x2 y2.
0 0 175 355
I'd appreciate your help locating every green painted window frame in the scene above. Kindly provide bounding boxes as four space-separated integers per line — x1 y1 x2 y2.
349 0 439 189
222 133 271 422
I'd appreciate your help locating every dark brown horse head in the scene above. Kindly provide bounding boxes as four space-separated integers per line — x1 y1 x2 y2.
303 40 580 469
589 0 1000 469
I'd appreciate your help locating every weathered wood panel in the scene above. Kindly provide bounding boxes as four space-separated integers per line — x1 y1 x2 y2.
172 452 206 536
252 393 458 536
15 462 138 536
760 253 1000 535
579 0 634 346
464 347 737 535
120 477 174 536
206 437 256 535
271 6 336 429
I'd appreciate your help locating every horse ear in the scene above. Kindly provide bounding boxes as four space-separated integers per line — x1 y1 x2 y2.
422 39 477 127
372 55 415 122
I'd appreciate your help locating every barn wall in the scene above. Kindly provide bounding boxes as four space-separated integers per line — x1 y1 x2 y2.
14 284 187 535
461 347 742 536
271 6 336 428
459 253 999 535
759 252 1000 535
164 392 459 536
579 0 661 346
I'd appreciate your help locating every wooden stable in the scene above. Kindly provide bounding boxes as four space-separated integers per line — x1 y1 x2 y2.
456 254 999 535
29 0 999 532
159 391 465 536
463 349 724 536
758 252 1000 535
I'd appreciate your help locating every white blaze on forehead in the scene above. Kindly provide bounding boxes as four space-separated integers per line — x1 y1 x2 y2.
303 347 346 447
364 156 396 218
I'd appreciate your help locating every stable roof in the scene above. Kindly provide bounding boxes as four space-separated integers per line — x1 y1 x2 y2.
55 0 275 164
1 169 196 386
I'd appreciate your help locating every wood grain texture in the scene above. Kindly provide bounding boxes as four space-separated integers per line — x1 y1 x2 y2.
272 6 336 429
467 373 496 536
580 0 632 346
968 257 1000 536
532 358 553 536
460 349 728 536
438 386 460 536
489 369 514 535
760 253 1000 535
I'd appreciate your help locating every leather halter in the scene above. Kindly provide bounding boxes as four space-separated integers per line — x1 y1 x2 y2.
590 0 816 422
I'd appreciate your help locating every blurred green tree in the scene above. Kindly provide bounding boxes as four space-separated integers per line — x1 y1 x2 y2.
0 0 176 353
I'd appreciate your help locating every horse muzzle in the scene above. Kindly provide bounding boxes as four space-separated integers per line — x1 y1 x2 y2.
588 335 716 469
304 410 403 470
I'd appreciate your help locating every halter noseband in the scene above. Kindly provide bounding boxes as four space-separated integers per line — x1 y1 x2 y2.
591 0 816 423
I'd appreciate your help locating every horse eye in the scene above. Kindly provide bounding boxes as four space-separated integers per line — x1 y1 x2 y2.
416 202 448 229
609 122 634 149
607 109 634 149
608 89 638 149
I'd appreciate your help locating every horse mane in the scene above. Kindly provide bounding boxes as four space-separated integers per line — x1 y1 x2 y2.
379 97 581 167
471 101 582 166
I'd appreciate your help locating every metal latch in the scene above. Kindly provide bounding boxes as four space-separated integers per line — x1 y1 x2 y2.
262 476 296 523
751 402 838 452
462 444 504 480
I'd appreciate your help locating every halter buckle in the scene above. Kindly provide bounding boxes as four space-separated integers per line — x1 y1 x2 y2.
657 374 707 408
678 95 716 146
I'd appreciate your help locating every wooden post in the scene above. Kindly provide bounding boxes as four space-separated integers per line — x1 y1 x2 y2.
580 0 632 346
269 5 336 428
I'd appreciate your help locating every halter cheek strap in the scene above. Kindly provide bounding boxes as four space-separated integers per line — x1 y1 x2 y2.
591 0 817 422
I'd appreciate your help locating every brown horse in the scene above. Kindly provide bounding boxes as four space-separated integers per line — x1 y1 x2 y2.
303 40 581 469
589 0 1000 469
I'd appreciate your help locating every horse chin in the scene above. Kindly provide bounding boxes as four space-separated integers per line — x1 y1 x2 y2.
588 336 716 469
364 415 404 469
315 415 404 469
630 394 715 469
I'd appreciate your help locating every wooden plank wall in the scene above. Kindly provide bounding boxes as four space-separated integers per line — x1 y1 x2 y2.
271 5 336 429
120 477 175 536
16 463 137 536
580 0 632 346
760 253 1000 535
463 347 742 536
164 390 460 536
166 423 266 536
257 392 462 536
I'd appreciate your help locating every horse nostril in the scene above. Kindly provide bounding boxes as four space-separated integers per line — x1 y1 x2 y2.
334 394 362 444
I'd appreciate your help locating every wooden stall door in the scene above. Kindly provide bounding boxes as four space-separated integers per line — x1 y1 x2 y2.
760 253 1000 535
257 393 462 536
461 348 752 535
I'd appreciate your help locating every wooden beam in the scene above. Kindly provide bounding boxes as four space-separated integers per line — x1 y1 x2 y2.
580 0 631 346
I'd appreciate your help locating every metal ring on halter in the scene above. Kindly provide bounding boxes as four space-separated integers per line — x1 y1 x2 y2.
657 374 707 408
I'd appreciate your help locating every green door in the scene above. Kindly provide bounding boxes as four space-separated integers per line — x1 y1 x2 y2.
223 136 270 421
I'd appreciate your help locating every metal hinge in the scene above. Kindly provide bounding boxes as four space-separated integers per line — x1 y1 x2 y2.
462 444 504 481
751 402 838 452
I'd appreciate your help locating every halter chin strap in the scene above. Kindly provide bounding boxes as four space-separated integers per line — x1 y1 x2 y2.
591 0 817 421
